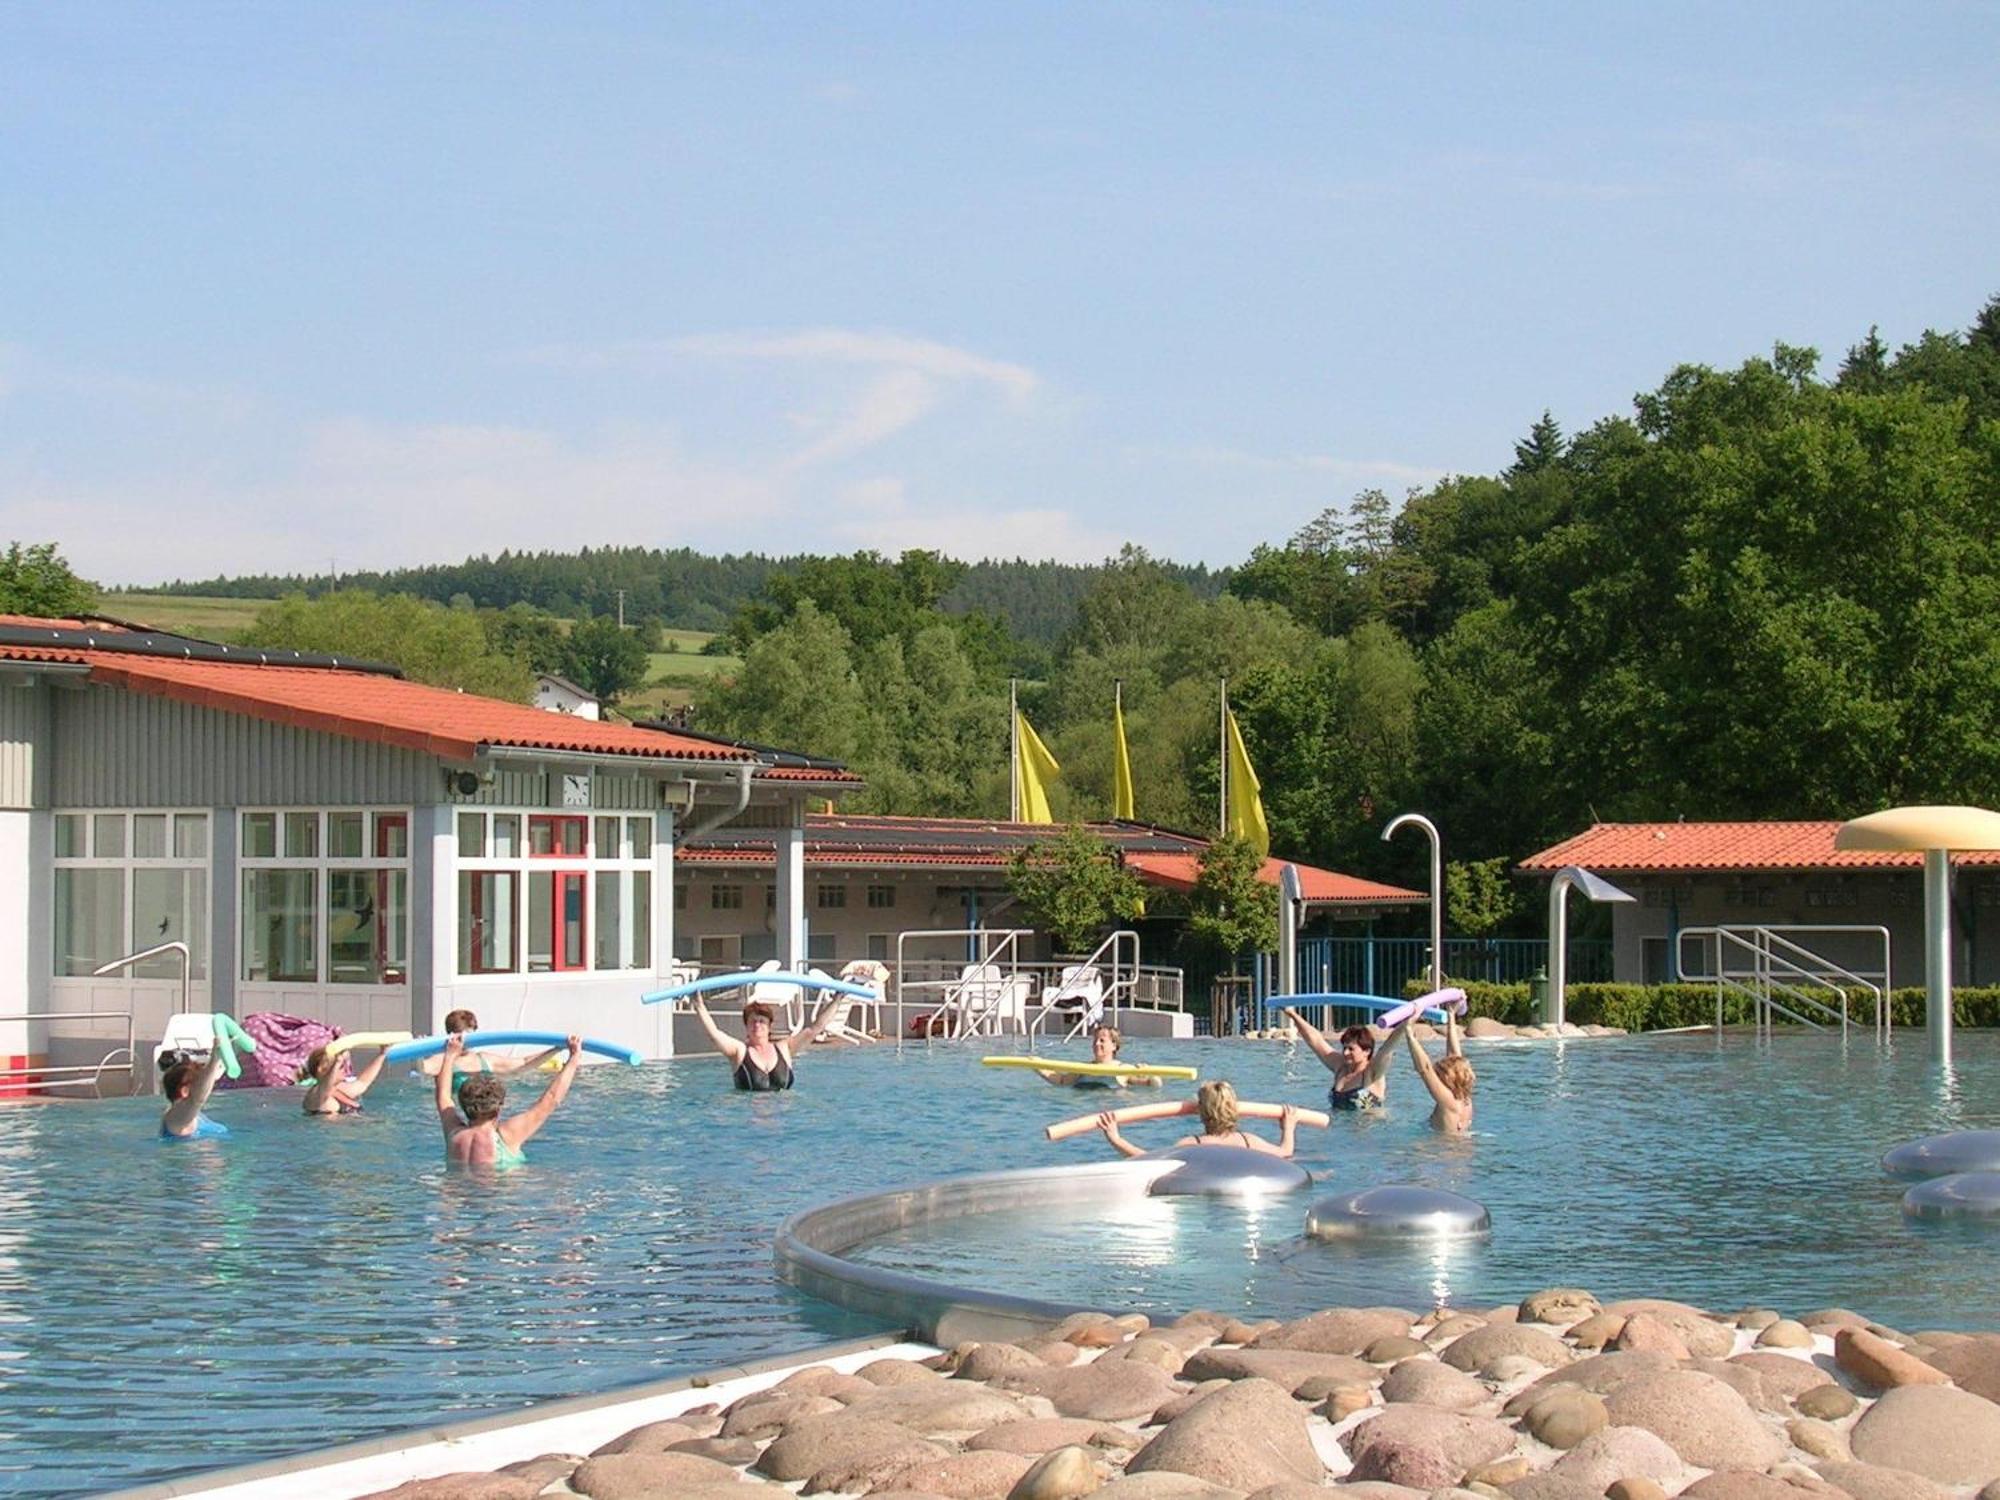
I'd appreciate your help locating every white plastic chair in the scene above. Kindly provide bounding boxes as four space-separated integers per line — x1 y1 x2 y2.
745 957 805 1030
822 960 887 1044
1037 964 1106 1041
151 1012 216 1093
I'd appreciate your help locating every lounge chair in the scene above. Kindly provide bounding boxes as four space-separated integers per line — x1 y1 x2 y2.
1035 964 1106 1041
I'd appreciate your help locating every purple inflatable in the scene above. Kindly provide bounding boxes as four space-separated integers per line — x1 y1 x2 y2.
222 1012 339 1089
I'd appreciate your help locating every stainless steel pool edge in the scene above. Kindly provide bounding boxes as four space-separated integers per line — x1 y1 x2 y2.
773 1157 1180 1344
93 1330 917 1500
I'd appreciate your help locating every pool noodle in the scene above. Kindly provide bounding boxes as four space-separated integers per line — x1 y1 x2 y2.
982 1056 1198 1081
1375 988 1469 1028
1264 992 1449 1024
208 1013 244 1079
1047 1098 1330 1143
324 1031 413 1060
384 1031 644 1066
639 971 883 1006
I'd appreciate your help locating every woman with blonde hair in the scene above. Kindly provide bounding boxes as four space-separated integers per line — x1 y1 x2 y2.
1095 1079 1299 1159
1405 1008 1475 1133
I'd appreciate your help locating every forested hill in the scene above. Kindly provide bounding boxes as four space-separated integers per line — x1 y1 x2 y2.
141 548 1223 643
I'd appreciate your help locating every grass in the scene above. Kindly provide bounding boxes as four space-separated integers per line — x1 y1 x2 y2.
626 631 740 718
97 593 271 640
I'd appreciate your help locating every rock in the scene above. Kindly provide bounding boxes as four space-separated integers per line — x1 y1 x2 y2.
1788 1418 1851 1462
1126 1378 1324 1491
1008 1445 1106 1500
1797 1385 1860 1421
1600 1369 1786 1469
971 1418 1141 1455
1368 1336 1435 1363
1249 1485 1374 1500
672 1437 762 1465
1738 1310 1783 1332
1922 1336 2000 1402
1174 1310 1234 1333
1504 1476 1602 1500
358 1477 545 1500
776 1364 844 1392
1221 1320 1277 1346
1520 1290 1603 1326
1606 1481 1668 1500
1521 1388 1609 1449
1469 1457 1534 1485
1612 1315 1691 1361
1687 1359 1790 1416
495 1455 582 1487
591 1418 710 1455
1836 1329 1949 1391
756 1415 946 1485
1181 1346 1378 1393
960 1343 1061 1382
1486 1307 1523 1325
1601 1301 1734 1359
999 1360 1183 1421
1679 1471 1826 1500
1802 1310 1872 1333
1252 1308 1415 1356
1429 1315 1490 1343
1092 1475 1247 1499
1506 1353 1675 1413
1380 1358 1491 1411
1053 1312 1122 1342
1341 1403 1519 1489
852 1380 1047 1435
880 1449 1038 1498
1729 1355 1838 1401
862 1358 949 1386
1319 1384 1373 1421
1096 1338 1187 1375
1548 1425 1686 1492
1757 1321 1816 1350
1033 1341 1085 1367
1850 1384 2000 1485
1811 1462 1951 1500
1440 1324 1573 1374
569 1452 749 1498
1566 1314 1627 1350
720 1394 845 1439
1468 1017 1514 1039
1116 1314 1155 1337
1337 1486 1431 1500
1152 1380 1232 1425
1485 1356 1547 1385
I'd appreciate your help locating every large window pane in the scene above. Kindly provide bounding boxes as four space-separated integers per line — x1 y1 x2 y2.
633 871 652 969
132 814 168 859
242 812 277 859
133 869 207 978
242 869 317 982
594 871 622 969
329 869 407 985
53 869 125 977
458 871 518 975
527 872 553 972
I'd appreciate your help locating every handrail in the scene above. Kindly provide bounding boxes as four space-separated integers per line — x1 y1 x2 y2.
91 939 193 1014
1024 929 1141 1047
892 929 1034 1051
0 1010 138 1098
1676 925 1891 1039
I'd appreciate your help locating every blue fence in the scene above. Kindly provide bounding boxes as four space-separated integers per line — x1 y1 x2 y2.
1269 936 1614 1003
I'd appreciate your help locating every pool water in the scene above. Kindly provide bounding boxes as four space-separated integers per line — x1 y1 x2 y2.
3 1032 1997 1496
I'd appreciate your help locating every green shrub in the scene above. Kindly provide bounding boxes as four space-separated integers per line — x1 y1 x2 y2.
1398 978 2000 1032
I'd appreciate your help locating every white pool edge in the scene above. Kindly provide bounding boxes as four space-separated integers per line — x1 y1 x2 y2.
96 1331 939 1500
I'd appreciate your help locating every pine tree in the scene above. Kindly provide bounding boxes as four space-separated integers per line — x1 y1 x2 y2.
1510 411 1566 475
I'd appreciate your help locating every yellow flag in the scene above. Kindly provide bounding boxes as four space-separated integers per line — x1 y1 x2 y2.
1015 710 1061 823
1224 709 1269 856
1112 697 1136 820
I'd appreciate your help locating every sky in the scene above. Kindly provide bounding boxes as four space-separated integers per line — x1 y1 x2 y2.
2 3 1996 585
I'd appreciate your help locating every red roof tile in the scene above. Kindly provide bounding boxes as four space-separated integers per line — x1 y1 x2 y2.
1516 821 2000 874
1125 852 1424 906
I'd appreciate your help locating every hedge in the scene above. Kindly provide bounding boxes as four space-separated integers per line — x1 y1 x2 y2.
1403 980 2000 1033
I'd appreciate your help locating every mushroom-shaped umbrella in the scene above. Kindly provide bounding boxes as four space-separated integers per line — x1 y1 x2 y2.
1834 806 2000 1065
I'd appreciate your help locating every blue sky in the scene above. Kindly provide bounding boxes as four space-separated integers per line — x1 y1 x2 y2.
3 3 1995 584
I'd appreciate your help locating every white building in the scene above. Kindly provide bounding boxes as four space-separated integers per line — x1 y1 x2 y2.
532 672 600 719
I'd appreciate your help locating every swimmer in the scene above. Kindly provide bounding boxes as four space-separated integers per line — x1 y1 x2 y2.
692 994 842 1092
1035 1023 1163 1089
300 1044 390 1116
435 1032 582 1166
1404 1007 1475 1134
417 1009 562 1080
1284 1008 1405 1111
160 1050 230 1140
1096 1080 1300 1159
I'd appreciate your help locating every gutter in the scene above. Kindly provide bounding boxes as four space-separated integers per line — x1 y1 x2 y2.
680 763 755 839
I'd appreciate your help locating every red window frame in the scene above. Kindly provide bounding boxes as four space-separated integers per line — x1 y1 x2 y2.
554 871 587 971
528 815 586 858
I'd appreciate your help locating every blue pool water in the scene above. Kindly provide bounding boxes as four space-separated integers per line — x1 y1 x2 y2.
4 1032 1999 1496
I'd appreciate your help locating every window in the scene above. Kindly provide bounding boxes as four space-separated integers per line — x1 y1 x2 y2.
595 871 623 970
595 817 622 859
867 934 890 962
528 815 585 857
243 870 317 982
329 869 408 984
817 884 847 910
457 812 485 857
328 811 365 859
711 885 743 911
673 883 688 910
240 809 410 986
527 870 587 971
867 884 896 909
455 808 651 974
627 817 652 859
459 871 519 974
807 934 836 963
52 809 211 979
633 872 652 968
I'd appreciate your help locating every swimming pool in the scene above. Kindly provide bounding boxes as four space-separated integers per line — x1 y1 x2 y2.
4 1031 1997 1496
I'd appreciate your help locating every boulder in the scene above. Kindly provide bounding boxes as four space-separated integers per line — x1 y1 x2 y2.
1151 1380 1232 1425
1801 1310 1872 1333
1379 1358 1491 1411
1601 1300 1735 1359
1180 1346 1377 1393
755 1415 945 1485
1007 1445 1106 1500
569 1452 749 1498
591 1418 710 1455
861 1358 949 1386
1367 1336 1434 1363
720 1394 844 1439
1341 1403 1519 1488
1687 1358 1791 1416
1322 1384 1375 1422
849 1380 1046 1435
1468 1017 1514 1039
1429 1315 1490 1344
1547 1425 1687 1492
1092 1475 1248 1499
1729 1354 1839 1401
1679 1471 1829 1500
1503 1476 1602 1500
1737 1310 1784 1331
358 1477 544 1500
1519 1290 1602 1326
1469 1457 1534 1485
495 1455 582 1487
1811 1462 1951 1500
970 1418 1141 1455
1221 1320 1278 1346
1613 1315 1691 1360
879 1449 1037 1498
1505 1353 1675 1413
1600 1369 1786 1469
1251 1308 1415 1355
998 1360 1184 1421
1606 1481 1668 1500
959 1343 1059 1382
1796 1385 1861 1421
1439 1324 1573 1375
1125 1378 1324 1491
1915 1334 2000 1402
1520 1388 1608 1449
1787 1418 1851 1462
1849 1384 2000 1485
1052 1312 1122 1342
1757 1321 1816 1350
1566 1314 1627 1350
1835 1329 1949 1391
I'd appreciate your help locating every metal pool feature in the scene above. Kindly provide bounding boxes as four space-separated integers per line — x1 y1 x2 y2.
1145 1144 1312 1198
1882 1128 2000 1180
1902 1171 2000 1220
1305 1184 1491 1240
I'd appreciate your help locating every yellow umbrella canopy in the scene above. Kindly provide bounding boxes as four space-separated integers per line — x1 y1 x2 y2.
1835 805 2000 852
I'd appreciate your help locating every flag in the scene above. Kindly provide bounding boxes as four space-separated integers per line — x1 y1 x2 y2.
1014 710 1061 824
1224 709 1269 856
1112 694 1136 821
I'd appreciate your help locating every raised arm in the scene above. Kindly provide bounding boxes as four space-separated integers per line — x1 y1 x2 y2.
487 1046 563 1076
346 1050 390 1099
691 997 745 1063
1369 1016 1414 1081
781 994 841 1060
1272 1103 1300 1157
499 1037 583 1149
1445 1008 1464 1057
162 1052 230 1134
435 1035 465 1136
1096 1111 1148 1158
1282 1007 1339 1069
1403 1024 1455 1112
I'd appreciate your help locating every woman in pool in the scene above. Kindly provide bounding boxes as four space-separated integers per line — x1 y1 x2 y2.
300 1043 390 1116
435 1032 582 1166
1283 1008 1406 1111
691 993 842 1091
160 1050 230 1140
1404 1007 1475 1134
1095 1080 1300 1159
1035 1023 1163 1089
417 1009 563 1081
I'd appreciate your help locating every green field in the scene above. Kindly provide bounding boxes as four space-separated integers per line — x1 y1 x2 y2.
98 593 270 640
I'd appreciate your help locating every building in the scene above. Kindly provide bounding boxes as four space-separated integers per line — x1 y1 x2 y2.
532 673 600 719
0 616 856 1079
1518 821 2000 988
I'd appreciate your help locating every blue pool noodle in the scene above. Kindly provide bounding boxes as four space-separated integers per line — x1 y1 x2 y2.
639 971 884 1007
384 1031 644 1066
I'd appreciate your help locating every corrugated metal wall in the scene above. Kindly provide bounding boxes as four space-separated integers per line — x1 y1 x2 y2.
0 681 51 810
449 769 661 810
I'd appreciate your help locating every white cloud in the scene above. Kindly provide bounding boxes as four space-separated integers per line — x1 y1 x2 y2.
825 478 1121 564
1143 443 1448 488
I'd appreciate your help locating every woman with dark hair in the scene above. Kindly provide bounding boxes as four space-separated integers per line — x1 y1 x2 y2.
416 1008 562 1084
160 1049 230 1139
300 1043 390 1116
691 992 841 1091
435 1032 582 1166
1283 1007 1405 1111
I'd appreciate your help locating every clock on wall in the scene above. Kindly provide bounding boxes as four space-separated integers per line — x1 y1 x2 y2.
562 774 591 808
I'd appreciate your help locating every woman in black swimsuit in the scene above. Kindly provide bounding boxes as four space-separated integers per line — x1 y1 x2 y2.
1284 1008 1408 1111
692 995 840 1091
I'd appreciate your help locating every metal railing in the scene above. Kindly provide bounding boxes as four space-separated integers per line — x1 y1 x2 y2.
1287 935 1612 1000
1675 925 1892 1039
0 1011 138 1098
892 929 1033 1046
1024 929 1138 1044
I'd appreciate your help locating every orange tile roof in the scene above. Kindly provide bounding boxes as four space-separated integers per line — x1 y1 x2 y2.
1516 821 2000 874
0 639 753 766
1124 852 1425 906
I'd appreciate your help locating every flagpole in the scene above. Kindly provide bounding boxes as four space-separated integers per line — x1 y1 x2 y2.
1009 678 1019 822
1219 677 1228 837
